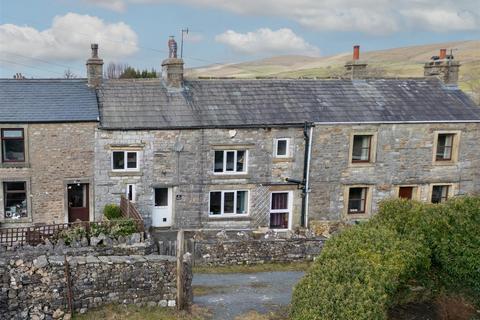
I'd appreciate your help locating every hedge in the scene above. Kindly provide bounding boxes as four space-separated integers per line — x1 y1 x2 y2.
291 196 480 319
290 224 430 320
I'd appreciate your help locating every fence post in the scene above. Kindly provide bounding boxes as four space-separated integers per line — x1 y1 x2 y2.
176 229 185 310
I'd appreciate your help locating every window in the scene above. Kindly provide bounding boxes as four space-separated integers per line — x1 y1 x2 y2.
213 150 247 173
274 139 289 157
431 185 449 203
270 192 292 229
126 184 136 202
1 129 25 162
209 190 248 215
436 134 454 161
112 151 139 171
3 181 27 219
352 135 372 163
347 187 368 214
155 188 169 207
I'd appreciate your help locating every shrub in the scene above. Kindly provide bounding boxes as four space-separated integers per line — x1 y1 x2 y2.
374 196 480 296
291 224 430 320
57 224 88 245
110 219 138 237
103 204 122 220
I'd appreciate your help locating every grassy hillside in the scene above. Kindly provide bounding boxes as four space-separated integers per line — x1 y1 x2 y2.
186 40 480 101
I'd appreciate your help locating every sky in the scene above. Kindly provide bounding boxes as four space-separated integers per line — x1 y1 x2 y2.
0 0 478 78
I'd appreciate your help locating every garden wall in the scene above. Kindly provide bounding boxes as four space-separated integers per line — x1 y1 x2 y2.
191 237 325 266
1 253 192 320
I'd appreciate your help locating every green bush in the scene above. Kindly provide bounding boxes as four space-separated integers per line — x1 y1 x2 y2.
291 224 430 320
374 196 480 296
291 196 480 319
110 219 138 237
57 224 88 245
103 204 122 220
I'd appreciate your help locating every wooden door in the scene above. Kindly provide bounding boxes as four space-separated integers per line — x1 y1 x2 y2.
68 183 90 222
399 187 414 200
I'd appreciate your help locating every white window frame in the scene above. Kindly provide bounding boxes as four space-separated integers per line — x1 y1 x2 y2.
126 184 136 202
213 150 248 174
111 150 139 172
274 138 290 158
208 190 249 216
269 191 293 230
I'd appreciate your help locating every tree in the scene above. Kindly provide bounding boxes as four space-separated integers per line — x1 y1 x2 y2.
104 62 158 79
63 69 77 79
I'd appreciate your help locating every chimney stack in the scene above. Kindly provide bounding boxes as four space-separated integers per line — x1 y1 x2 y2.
86 43 103 87
424 48 460 85
162 36 184 88
344 45 367 80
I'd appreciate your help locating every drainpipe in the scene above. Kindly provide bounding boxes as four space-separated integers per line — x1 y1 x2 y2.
301 122 314 228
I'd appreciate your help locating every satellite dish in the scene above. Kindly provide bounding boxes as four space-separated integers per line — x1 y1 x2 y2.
173 141 184 152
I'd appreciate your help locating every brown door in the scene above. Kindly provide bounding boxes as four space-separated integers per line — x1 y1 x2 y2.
399 187 414 200
68 183 89 222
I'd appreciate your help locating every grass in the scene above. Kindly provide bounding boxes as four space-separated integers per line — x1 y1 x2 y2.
193 261 312 274
73 304 210 320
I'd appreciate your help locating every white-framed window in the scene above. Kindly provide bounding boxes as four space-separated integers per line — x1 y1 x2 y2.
112 151 139 171
274 138 290 158
213 150 247 174
209 190 249 216
3 181 28 219
269 191 292 229
126 184 136 202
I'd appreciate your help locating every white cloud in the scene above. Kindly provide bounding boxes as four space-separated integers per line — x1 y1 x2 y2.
91 0 479 34
0 13 138 63
215 28 320 56
85 0 127 12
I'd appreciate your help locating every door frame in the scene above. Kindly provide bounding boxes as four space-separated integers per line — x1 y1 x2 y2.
152 185 176 228
64 178 94 223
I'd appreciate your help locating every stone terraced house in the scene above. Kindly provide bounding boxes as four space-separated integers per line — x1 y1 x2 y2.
0 79 98 227
93 40 480 230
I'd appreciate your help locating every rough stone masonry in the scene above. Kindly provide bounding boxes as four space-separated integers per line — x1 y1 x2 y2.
0 254 192 320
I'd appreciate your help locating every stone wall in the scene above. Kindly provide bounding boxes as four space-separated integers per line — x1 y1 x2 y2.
95 122 480 230
308 123 480 222
192 237 324 266
0 122 96 227
95 127 306 229
1 253 192 319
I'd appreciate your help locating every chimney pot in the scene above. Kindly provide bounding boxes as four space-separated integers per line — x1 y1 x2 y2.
168 36 178 59
91 43 99 58
353 45 360 60
162 36 184 88
439 48 447 60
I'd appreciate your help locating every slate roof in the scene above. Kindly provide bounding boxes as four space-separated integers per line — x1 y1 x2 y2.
0 79 99 123
98 78 480 129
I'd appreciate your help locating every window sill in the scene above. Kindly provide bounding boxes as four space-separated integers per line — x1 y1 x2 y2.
432 161 457 166
345 213 369 219
211 173 250 179
348 162 375 168
1 217 33 224
208 214 250 220
273 157 293 163
0 162 30 169
109 171 143 177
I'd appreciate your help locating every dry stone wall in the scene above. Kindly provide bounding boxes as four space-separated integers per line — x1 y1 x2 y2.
1 253 192 320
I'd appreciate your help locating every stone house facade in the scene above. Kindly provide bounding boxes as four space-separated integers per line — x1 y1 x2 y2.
93 42 480 230
0 80 98 227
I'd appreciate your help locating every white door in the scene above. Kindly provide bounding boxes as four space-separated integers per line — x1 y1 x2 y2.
152 188 173 227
